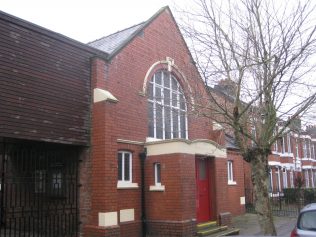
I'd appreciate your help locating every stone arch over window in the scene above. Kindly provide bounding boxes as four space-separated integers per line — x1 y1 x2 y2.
147 69 188 140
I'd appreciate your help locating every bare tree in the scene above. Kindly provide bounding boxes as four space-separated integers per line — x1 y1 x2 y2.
176 0 316 235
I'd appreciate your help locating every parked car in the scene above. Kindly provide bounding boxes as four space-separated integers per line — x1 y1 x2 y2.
291 203 316 237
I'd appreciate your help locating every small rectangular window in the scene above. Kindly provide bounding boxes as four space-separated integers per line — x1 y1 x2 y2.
118 151 132 183
227 161 235 184
154 163 161 186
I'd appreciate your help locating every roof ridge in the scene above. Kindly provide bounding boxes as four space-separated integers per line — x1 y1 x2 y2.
87 21 145 45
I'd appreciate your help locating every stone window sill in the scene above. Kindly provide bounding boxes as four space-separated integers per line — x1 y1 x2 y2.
149 185 165 191
228 181 237 186
117 182 139 189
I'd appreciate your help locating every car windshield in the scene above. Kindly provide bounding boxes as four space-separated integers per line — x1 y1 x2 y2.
298 210 316 231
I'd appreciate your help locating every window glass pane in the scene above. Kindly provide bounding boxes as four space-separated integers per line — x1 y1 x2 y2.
180 111 186 138
52 172 62 190
148 82 153 100
124 153 130 181
155 87 162 102
172 92 178 107
156 163 161 183
299 211 316 230
171 76 178 91
228 162 232 181
147 70 187 140
165 107 171 139
156 104 163 139
180 94 185 110
164 89 170 106
199 160 206 180
118 153 122 181
155 71 162 85
148 102 154 137
163 72 170 88
172 109 179 138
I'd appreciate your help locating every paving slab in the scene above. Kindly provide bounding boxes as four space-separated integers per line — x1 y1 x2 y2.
232 213 297 236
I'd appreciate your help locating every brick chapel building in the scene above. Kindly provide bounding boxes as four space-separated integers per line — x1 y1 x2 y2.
0 7 246 237
85 7 246 236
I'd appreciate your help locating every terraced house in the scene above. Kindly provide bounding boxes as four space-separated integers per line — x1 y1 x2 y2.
267 124 316 194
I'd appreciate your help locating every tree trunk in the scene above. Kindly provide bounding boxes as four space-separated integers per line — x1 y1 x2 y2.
250 153 277 236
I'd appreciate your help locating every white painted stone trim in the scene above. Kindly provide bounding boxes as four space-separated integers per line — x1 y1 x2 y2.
145 139 226 158
149 185 165 191
228 181 237 185
94 88 118 103
117 182 139 189
98 212 117 227
268 161 281 166
240 197 245 205
120 209 135 223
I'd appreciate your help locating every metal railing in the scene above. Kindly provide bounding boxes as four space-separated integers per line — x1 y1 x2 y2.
245 188 316 217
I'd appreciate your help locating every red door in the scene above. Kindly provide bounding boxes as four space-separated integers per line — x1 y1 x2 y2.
196 158 211 222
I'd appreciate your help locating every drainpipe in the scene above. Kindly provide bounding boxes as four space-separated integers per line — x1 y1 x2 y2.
139 149 147 237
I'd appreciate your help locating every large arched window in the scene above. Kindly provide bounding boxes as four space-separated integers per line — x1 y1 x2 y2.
148 70 187 139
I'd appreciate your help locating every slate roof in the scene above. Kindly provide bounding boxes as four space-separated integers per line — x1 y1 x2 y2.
88 6 173 59
88 22 145 55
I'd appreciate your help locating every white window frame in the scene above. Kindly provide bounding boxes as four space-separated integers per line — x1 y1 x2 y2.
147 70 188 140
303 139 307 158
154 163 161 186
150 162 165 191
287 134 292 153
290 170 294 188
276 168 281 192
117 151 138 189
308 140 312 158
305 170 310 188
312 170 315 188
269 168 273 192
282 168 288 189
282 136 286 153
227 161 236 185
296 139 300 158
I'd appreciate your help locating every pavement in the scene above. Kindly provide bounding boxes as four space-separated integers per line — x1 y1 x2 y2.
232 213 297 236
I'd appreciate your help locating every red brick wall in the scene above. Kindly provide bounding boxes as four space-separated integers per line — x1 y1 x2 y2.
226 150 246 216
87 8 244 237
101 10 212 143
79 148 93 233
145 153 196 236
213 151 245 218
145 153 196 221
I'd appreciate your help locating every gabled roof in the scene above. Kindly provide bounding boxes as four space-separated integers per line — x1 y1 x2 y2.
88 6 174 59
88 22 145 55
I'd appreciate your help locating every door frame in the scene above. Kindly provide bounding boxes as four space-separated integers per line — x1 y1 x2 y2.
195 157 211 223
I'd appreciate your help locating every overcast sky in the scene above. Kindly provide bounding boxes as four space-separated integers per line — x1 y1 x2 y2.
0 0 181 43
